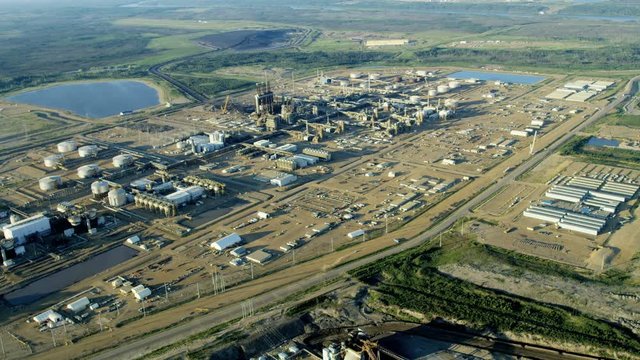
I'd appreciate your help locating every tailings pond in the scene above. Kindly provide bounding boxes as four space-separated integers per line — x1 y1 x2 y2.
6 80 160 119
3 246 138 306
198 29 295 51
448 71 545 85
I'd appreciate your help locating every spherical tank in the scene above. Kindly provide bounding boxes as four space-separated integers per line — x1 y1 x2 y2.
78 145 99 158
57 140 77 153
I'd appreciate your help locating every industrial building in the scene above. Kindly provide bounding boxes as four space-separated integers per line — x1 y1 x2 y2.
246 249 272 265
523 205 605 236
270 173 298 187
66 297 90 313
165 186 205 206
210 233 242 251
3 214 51 244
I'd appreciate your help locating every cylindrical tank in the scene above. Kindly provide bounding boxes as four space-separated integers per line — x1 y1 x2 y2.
409 95 421 104
439 110 453 119
437 85 450 94
39 176 62 192
112 154 134 168
359 83 367 89
448 81 460 89
416 70 428 77
349 73 362 79
78 145 99 158
369 73 381 80
91 180 110 197
176 141 188 150
44 154 63 168
77 164 100 179
466 78 478 84
427 89 437 97
339 80 349 87
57 140 77 153
444 99 459 109
68 215 82 227
108 188 127 207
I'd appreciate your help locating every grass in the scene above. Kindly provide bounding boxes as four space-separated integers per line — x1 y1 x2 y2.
114 18 291 32
349 238 640 357
559 135 640 170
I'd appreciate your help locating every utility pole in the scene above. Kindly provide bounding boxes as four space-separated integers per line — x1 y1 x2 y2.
164 283 169 301
51 328 57 347
116 302 120 317
197 282 201 299
331 238 334 252
0 328 6 358
141 299 146 317
250 262 254 280
292 248 296 265
439 232 443 248
385 214 389 234
98 312 103 332
461 220 464 236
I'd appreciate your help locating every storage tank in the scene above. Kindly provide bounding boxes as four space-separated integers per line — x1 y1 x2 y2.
68 215 82 227
339 80 349 87
409 95 421 104
77 164 100 179
112 154 134 168
437 85 450 94
43 154 63 168
91 181 110 197
448 81 460 89
416 70 428 77
108 188 127 207
444 99 459 109
78 145 99 158
57 140 77 153
176 141 188 150
427 89 437 97
439 110 453 119
369 73 381 80
39 176 62 192
349 73 362 79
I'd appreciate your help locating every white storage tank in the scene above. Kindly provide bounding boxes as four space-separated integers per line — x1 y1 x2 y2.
108 188 127 207
444 99 459 109
416 70 428 77
439 110 453 119
349 72 362 79
339 80 349 87
437 85 450 94
78 145 99 158
43 154 63 168
77 164 100 179
409 95 421 104
369 73 381 80
91 181 110 197
448 81 460 89
113 154 134 168
57 140 77 153
427 89 438 97
39 176 62 192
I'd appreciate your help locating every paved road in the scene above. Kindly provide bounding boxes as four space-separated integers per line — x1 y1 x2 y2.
89 76 640 360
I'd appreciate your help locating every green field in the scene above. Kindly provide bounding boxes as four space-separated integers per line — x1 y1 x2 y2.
349 236 640 357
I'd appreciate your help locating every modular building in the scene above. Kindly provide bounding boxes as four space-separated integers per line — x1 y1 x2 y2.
66 297 90 313
3 214 51 244
210 233 242 251
302 148 332 161
347 229 365 239
246 249 272 265
33 310 63 324
271 174 297 187
165 186 204 206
